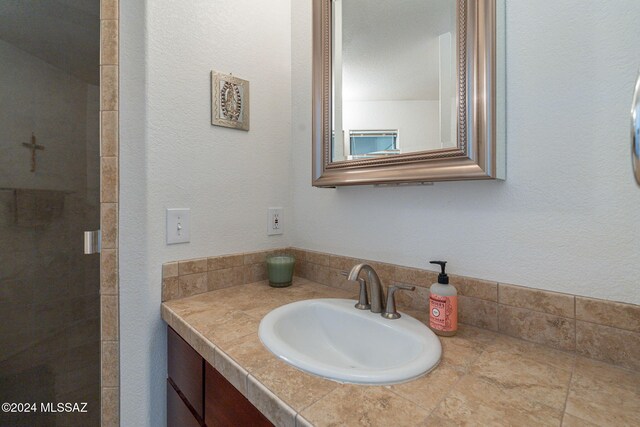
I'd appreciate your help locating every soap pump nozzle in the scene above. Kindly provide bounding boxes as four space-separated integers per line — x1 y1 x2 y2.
429 260 449 284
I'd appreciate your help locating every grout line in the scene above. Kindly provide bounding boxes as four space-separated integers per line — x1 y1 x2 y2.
560 356 577 425
295 384 339 415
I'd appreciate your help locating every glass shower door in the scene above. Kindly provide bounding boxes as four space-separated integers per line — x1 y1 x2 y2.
0 1 101 425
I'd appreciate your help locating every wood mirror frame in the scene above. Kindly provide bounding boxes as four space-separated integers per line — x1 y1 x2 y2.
312 0 505 187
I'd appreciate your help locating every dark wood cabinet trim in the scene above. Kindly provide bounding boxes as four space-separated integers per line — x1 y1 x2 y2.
205 363 273 427
167 327 205 418
167 379 204 427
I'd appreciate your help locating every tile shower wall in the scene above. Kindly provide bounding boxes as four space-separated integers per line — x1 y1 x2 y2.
163 247 640 371
99 0 120 425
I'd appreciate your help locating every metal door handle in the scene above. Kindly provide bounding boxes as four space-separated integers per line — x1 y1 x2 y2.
84 230 101 254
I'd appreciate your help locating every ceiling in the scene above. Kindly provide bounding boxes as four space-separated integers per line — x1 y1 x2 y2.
0 0 100 85
340 0 457 101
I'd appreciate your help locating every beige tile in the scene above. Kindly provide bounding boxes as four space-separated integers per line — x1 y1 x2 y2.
223 333 275 374
458 295 498 331
100 157 118 203
101 0 119 20
485 335 575 372
450 323 502 346
178 273 208 298
394 265 437 288
162 261 179 278
576 296 640 333
498 304 576 351
470 346 573 410
247 375 296 427
100 65 118 110
100 20 118 65
305 250 332 267
322 267 358 293
161 276 179 302
163 294 225 318
252 358 338 412
300 385 431 426
178 258 207 275
388 363 464 413
100 249 118 295
214 348 248 395
199 311 259 348
244 263 268 284
565 357 640 426
101 341 119 387
208 266 244 290
327 253 357 271
244 250 270 265
440 336 485 370
287 247 307 262
562 413 599 427
499 283 575 317
100 202 118 249
312 265 336 288
207 253 243 271
450 274 498 301
576 321 640 371
298 262 320 284
101 111 118 156
395 284 429 312
101 295 118 341
431 375 563 427
101 386 119 427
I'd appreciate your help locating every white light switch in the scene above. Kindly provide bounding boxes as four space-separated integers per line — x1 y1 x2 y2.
267 207 283 236
166 208 190 244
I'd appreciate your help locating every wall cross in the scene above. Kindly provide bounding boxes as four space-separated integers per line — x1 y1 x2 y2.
21 133 45 173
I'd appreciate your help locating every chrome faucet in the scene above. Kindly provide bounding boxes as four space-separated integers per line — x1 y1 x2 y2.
347 264 385 313
347 263 415 318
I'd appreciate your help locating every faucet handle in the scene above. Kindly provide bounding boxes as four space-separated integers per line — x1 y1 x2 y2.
354 278 370 310
342 271 370 310
382 283 415 320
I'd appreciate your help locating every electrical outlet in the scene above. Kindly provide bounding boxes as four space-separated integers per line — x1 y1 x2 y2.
166 208 191 244
267 207 283 236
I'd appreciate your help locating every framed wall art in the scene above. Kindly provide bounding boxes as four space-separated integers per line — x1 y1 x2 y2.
211 71 250 131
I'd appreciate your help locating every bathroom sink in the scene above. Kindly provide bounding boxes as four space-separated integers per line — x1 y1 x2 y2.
258 299 441 385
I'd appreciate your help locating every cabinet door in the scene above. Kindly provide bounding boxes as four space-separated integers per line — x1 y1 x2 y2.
167 380 203 427
168 327 204 418
204 363 273 427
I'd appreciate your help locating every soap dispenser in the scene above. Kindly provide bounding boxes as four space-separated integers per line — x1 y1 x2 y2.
428 261 458 336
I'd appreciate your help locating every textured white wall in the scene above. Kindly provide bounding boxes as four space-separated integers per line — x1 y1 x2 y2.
291 0 640 304
120 0 292 425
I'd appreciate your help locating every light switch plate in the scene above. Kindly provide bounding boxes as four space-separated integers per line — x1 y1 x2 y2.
267 207 283 236
166 208 190 244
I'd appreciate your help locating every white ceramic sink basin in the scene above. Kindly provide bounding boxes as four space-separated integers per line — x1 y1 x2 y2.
258 299 441 385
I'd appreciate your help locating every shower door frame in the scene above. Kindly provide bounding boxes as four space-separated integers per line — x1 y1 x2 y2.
99 0 120 425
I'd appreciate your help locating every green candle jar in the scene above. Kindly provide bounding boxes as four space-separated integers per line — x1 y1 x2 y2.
266 254 296 288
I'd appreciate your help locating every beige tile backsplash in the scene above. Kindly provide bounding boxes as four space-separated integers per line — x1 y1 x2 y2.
162 247 640 371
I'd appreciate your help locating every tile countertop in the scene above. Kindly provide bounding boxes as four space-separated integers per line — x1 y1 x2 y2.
161 278 640 427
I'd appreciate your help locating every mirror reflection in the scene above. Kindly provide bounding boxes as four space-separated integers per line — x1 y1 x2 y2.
331 0 458 162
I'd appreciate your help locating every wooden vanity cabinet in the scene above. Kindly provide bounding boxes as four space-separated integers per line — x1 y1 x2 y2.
167 327 273 427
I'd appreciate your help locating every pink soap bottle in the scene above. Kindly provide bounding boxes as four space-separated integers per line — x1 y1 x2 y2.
428 261 458 337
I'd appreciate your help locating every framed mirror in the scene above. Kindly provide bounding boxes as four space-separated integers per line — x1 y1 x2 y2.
312 0 505 187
